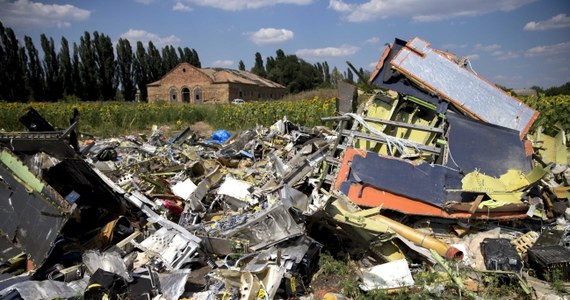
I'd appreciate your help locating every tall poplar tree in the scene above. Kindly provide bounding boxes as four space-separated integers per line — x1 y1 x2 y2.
116 38 136 101
93 32 116 100
323 62 331 86
71 42 83 98
59 37 73 97
0 22 26 101
79 32 98 100
146 41 162 82
191 49 200 67
134 41 149 101
161 45 179 74
24 36 44 101
41 34 62 101
251 52 266 78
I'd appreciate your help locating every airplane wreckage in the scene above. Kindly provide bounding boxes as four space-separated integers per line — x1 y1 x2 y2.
0 37 568 299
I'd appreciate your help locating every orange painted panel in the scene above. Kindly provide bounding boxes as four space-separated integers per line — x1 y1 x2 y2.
334 148 528 220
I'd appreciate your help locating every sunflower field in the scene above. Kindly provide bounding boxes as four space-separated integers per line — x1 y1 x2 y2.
0 97 336 136
1 95 566 137
519 94 570 135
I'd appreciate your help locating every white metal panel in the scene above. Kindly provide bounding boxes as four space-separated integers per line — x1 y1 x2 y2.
391 37 538 137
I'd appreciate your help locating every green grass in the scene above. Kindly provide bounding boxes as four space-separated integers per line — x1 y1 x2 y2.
545 269 567 295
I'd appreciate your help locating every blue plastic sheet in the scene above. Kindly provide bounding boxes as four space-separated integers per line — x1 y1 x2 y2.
206 130 231 144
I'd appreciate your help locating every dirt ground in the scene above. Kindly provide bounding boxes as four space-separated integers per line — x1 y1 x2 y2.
189 121 215 138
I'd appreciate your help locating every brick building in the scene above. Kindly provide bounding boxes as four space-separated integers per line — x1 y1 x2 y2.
147 63 286 103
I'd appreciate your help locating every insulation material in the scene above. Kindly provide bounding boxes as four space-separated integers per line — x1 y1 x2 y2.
359 259 415 291
218 176 257 205
171 178 197 200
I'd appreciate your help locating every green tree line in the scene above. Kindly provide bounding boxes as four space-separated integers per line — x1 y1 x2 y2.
239 51 371 94
531 82 570 96
0 21 200 102
1 20 369 102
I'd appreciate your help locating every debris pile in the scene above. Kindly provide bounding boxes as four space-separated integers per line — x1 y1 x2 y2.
0 37 569 299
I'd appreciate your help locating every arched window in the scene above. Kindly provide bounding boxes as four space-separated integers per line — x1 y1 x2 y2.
182 87 190 103
169 88 177 102
194 87 202 104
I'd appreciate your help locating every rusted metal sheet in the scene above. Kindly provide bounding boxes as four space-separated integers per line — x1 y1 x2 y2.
390 37 538 137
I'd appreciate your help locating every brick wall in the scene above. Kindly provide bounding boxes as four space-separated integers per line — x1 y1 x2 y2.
147 63 286 103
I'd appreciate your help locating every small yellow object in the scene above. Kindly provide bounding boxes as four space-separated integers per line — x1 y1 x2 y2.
290 276 296 293
210 215 223 221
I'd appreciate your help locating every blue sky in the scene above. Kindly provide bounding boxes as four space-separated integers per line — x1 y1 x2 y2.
1 0 569 89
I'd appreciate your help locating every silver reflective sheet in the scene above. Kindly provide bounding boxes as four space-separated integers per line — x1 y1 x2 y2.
391 38 538 136
0 278 89 300
83 250 133 282
160 269 192 300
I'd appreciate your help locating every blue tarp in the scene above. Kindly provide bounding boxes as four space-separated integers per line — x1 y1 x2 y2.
206 130 231 144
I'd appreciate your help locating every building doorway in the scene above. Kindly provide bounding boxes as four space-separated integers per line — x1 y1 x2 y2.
182 88 190 103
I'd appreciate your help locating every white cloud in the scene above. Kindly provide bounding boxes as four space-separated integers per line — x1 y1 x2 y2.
493 74 508 81
248 28 294 45
544 55 570 64
441 43 467 50
328 0 351 12
525 42 570 57
212 60 234 67
524 13 570 31
365 37 380 44
368 61 378 69
464 54 480 61
135 0 157 4
120 29 181 48
296 44 359 58
181 0 313 11
491 50 519 60
493 74 525 87
0 0 90 28
328 0 537 22
173 2 193 11
474 43 501 52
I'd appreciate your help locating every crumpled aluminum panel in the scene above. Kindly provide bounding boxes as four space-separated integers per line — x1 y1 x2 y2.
221 203 304 251
391 37 538 137
137 227 201 270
